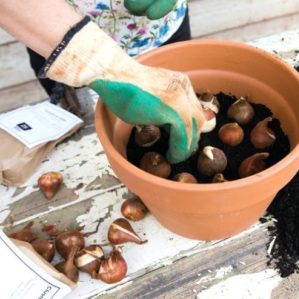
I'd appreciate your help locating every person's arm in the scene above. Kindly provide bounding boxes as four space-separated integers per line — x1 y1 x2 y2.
0 0 204 163
0 0 82 57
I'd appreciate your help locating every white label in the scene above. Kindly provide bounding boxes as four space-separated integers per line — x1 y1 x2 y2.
0 102 83 148
0 231 72 299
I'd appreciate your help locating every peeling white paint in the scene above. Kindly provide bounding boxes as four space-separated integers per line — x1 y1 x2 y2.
196 269 282 299
196 266 233 285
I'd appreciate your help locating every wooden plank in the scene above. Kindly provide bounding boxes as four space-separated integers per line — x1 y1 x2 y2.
0 42 36 89
99 225 277 299
0 80 47 112
189 0 299 38
196 12 299 42
0 29 15 45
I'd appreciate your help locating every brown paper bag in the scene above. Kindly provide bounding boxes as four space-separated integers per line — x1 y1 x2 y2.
0 123 82 186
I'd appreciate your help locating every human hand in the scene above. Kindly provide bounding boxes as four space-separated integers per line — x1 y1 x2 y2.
124 0 178 20
42 18 204 164
90 65 204 163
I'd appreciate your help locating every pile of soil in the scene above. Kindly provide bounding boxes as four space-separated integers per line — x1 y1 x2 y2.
263 65 299 278
127 92 290 183
266 172 299 277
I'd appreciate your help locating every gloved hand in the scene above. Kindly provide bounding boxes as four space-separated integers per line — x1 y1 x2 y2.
124 0 178 20
40 17 204 164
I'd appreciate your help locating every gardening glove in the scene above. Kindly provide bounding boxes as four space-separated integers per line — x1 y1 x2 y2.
124 0 178 20
40 17 204 164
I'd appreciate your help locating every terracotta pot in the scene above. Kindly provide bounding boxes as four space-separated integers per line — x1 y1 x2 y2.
95 40 299 240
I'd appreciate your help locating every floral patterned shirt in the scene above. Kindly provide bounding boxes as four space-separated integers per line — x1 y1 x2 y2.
66 0 187 56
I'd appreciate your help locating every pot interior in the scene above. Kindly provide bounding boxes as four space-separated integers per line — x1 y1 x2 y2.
107 41 299 162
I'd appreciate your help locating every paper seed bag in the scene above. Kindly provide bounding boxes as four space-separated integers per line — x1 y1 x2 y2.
0 102 83 186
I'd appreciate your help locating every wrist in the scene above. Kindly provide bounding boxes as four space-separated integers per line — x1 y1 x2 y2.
40 17 138 87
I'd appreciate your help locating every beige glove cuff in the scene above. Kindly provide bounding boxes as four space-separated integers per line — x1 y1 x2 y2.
42 19 138 87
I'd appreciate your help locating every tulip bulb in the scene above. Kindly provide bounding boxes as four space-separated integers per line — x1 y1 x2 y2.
55 246 79 283
121 195 148 221
250 117 276 149
108 218 147 245
96 248 127 284
197 146 227 177
134 125 161 147
75 245 103 278
55 231 85 259
9 221 36 243
38 171 63 200
239 152 269 178
31 238 55 262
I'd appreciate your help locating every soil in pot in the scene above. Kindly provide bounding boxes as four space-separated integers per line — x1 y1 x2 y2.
127 92 290 183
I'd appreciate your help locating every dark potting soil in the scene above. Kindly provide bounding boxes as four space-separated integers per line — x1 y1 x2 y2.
266 172 299 277
127 92 290 183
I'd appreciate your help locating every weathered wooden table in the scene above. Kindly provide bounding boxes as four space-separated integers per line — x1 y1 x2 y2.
1 31 299 299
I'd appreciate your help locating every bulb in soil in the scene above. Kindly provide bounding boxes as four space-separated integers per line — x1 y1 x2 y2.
227 96 255 125
198 92 220 114
140 152 171 178
239 152 270 178
173 172 198 183
134 125 161 147
250 117 276 149
218 123 244 146
197 146 227 177
202 107 216 133
212 173 228 183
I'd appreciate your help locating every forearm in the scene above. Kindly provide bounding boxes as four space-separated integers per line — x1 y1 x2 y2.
0 0 82 57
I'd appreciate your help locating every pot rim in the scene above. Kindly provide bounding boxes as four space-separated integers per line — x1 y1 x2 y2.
95 39 299 191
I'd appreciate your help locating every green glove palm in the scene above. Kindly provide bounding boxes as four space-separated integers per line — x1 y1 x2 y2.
124 0 178 20
89 66 203 164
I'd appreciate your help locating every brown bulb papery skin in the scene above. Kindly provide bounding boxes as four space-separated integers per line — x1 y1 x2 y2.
55 246 79 283
9 221 36 243
38 171 63 200
134 125 161 147
75 249 101 278
197 146 227 177
140 152 171 179
250 117 276 149
227 97 255 125
55 231 85 259
108 218 147 245
212 173 228 183
239 153 270 178
31 238 55 262
173 172 198 183
199 92 220 114
97 248 127 284
84 245 104 259
202 107 216 133
218 123 244 146
121 196 148 221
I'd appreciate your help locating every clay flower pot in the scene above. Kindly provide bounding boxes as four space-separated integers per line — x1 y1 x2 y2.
95 40 299 240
